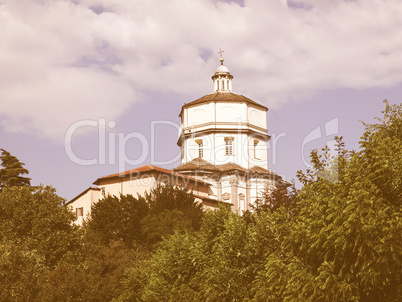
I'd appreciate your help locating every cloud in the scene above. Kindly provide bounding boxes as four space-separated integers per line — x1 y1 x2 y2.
1 0 402 141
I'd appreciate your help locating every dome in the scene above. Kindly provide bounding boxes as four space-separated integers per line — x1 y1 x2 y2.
215 64 230 73
211 56 233 92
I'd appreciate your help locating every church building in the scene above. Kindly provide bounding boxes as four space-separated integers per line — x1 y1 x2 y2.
67 55 288 224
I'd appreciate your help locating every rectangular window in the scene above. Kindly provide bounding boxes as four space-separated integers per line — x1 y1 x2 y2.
196 139 203 158
225 137 233 156
101 187 106 196
76 207 83 217
254 140 260 159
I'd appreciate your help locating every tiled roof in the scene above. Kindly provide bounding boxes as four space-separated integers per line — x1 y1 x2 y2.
174 159 287 181
182 92 268 111
249 166 292 186
93 165 209 185
173 158 220 172
217 162 247 172
249 165 279 175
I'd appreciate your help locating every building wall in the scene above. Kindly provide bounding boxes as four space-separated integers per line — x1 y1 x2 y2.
183 132 268 169
98 175 157 198
181 100 268 170
199 173 275 214
68 173 212 225
67 188 101 225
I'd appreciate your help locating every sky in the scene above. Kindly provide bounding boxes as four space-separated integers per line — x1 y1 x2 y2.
1 0 401 201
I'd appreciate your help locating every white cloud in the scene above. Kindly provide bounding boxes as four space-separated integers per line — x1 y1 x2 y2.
1 0 402 140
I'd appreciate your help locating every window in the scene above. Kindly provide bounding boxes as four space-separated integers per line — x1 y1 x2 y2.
76 207 83 217
101 187 106 196
196 139 203 158
222 192 231 201
225 137 234 156
254 140 260 159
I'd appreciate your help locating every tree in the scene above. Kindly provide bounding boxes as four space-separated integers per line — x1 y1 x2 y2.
0 185 83 300
86 194 149 246
86 184 204 248
0 185 82 268
0 149 31 191
79 185 205 301
249 183 295 214
144 183 204 230
253 101 401 301
118 101 401 302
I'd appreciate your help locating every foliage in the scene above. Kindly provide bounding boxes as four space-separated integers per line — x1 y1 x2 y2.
0 241 44 301
0 185 83 301
253 100 402 302
86 194 149 246
0 149 31 191
249 184 295 214
86 184 204 248
0 185 82 268
140 209 193 248
2 101 400 301
118 101 401 301
144 183 204 230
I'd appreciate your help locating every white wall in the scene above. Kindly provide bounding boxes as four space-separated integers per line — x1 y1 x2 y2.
67 188 101 225
181 99 269 170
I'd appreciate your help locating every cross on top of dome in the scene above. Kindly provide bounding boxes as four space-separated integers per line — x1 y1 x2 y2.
218 48 225 64
212 48 233 92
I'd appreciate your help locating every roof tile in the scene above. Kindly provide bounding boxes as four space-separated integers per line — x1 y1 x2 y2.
182 92 268 111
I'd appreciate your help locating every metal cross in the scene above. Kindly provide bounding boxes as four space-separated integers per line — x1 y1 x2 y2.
218 48 224 57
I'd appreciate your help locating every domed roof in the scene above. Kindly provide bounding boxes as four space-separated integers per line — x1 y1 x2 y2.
215 64 230 73
181 92 268 111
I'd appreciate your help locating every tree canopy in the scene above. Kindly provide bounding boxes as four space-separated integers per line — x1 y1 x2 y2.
117 100 401 301
1 101 400 301
0 149 31 191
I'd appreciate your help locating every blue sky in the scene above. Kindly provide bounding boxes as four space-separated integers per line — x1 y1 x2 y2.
1 0 401 200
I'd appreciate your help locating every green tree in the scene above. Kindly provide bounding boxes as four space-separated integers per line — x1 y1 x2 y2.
0 242 44 302
145 183 204 230
253 101 401 301
118 101 401 302
119 205 282 301
86 194 149 246
0 149 31 191
0 185 83 301
0 185 82 268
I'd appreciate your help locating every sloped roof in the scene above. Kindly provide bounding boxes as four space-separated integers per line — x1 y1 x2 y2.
93 165 209 185
249 166 292 186
174 159 286 182
217 162 247 172
173 158 220 172
181 92 268 112
65 187 100 206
